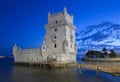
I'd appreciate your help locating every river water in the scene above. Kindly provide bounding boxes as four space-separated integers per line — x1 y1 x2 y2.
0 58 120 82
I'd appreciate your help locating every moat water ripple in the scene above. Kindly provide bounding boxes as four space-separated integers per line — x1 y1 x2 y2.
0 58 120 82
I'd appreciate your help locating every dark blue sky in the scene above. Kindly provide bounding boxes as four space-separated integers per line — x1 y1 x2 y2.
1 0 120 56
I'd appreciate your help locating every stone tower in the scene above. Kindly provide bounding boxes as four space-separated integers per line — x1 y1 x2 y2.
41 7 77 63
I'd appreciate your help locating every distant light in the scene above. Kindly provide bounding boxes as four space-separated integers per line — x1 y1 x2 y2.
0 56 5 58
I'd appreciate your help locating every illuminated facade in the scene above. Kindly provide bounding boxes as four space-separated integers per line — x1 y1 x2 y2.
13 7 77 63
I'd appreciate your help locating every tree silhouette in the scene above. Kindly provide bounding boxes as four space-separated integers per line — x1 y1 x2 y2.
109 49 117 58
102 47 107 52
102 47 108 57
85 50 102 58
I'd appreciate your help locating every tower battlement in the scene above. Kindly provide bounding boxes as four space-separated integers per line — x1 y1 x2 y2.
48 7 74 26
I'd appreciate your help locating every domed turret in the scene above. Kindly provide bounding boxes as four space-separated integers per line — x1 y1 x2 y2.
12 43 18 54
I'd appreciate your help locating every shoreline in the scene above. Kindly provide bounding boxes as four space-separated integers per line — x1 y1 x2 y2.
14 62 120 76
103 71 120 77
79 64 120 77
99 67 120 77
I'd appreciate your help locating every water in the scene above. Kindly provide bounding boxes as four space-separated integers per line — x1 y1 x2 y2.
0 58 120 82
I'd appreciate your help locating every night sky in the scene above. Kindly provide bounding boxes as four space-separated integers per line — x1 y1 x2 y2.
1 0 120 56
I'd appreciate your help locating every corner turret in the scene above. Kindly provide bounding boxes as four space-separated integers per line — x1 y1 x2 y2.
48 12 50 18
12 43 18 55
63 6 67 14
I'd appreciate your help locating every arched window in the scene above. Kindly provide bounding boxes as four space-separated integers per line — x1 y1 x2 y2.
54 36 57 39
43 47 45 49
54 44 57 48
55 20 58 24
54 28 57 32
70 34 73 42
66 44 68 46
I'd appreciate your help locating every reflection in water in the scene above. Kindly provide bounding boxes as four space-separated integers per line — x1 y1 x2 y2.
12 66 120 82
12 66 78 82
0 58 120 82
76 68 120 82
0 58 14 82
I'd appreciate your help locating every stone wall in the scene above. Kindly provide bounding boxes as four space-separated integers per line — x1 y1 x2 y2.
14 48 43 63
84 58 120 62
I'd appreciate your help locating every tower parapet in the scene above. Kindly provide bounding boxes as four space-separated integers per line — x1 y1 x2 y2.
47 7 75 28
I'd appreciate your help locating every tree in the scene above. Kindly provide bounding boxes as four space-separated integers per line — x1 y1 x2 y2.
85 50 102 58
102 47 107 53
102 47 108 57
109 49 117 58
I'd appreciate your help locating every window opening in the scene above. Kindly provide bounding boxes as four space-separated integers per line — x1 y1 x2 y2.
54 44 57 48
